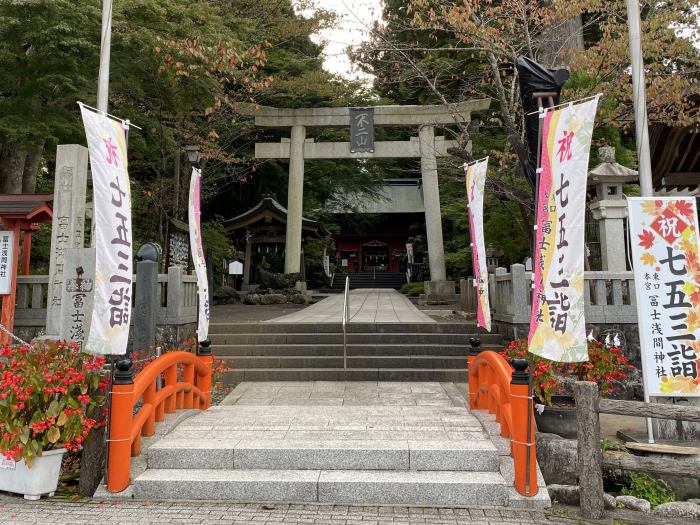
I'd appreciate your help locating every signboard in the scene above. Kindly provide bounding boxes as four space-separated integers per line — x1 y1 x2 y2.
168 229 189 269
350 107 374 153
80 104 132 355
628 197 700 396
0 231 14 295
465 158 491 331
188 167 210 342
528 96 600 362
228 261 243 275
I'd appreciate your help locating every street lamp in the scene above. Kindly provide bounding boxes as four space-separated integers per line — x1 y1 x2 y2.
185 145 201 165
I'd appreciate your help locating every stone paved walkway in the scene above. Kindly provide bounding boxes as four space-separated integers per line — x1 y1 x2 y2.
221 381 458 406
0 497 578 524
267 289 435 324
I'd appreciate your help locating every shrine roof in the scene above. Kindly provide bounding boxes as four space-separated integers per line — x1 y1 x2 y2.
0 194 53 222
328 179 425 214
651 123 700 192
223 194 323 234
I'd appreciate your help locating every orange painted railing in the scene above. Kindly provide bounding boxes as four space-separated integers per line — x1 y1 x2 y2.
468 342 537 497
107 343 213 492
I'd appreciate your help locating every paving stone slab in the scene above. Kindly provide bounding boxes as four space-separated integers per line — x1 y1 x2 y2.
133 469 319 502
317 470 507 506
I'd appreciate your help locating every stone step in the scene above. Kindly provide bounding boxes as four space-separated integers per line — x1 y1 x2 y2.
223 368 467 382
214 343 502 357
147 439 499 472
133 468 507 506
209 332 502 345
220 355 468 369
208 322 484 334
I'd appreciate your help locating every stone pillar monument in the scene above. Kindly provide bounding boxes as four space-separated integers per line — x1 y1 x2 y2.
46 145 89 335
285 125 305 274
587 146 638 271
419 126 453 303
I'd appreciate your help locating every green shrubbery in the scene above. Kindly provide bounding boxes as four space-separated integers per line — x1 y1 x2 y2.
400 282 424 297
622 472 675 508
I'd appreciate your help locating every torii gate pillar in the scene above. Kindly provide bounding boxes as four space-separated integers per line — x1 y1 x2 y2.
285 125 305 274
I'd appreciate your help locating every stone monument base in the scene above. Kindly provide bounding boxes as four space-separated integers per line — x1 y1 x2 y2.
423 280 456 305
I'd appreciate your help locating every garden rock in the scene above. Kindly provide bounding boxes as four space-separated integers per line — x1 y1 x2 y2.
652 502 700 519
288 293 308 305
243 293 262 305
213 287 240 305
603 493 616 510
547 484 580 505
616 495 651 513
536 433 578 485
258 268 302 289
260 293 287 305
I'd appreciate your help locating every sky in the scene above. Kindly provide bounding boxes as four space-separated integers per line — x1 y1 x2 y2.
295 0 384 81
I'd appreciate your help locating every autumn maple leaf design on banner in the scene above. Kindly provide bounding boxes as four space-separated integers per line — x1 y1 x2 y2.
628 197 700 397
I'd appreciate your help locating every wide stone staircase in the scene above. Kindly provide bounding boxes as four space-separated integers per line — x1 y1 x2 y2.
329 272 407 290
131 385 533 506
211 322 503 382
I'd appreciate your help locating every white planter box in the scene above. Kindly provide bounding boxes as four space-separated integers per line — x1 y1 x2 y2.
0 448 66 500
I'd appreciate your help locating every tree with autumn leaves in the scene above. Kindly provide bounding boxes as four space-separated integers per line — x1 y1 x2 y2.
352 0 698 275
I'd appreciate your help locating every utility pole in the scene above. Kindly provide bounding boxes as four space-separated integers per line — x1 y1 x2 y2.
625 0 654 197
97 0 113 112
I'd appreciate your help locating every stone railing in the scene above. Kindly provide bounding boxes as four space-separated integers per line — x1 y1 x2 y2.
15 266 198 330
461 264 638 325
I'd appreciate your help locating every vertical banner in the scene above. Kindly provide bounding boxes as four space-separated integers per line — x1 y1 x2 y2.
0 231 14 295
188 167 210 342
629 197 700 396
465 158 491 331
528 97 599 362
80 105 132 355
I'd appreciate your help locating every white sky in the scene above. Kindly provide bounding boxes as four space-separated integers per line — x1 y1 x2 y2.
295 0 384 81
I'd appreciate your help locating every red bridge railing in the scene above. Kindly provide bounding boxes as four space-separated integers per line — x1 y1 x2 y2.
107 342 213 492
468 339 537 496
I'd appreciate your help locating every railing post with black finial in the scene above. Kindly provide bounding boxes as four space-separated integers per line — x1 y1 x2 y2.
467 337 481 409
510 358 537 496
196 339 213 409
107 359 134 493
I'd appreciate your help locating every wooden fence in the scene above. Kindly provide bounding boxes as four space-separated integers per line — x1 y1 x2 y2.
573 381 700 519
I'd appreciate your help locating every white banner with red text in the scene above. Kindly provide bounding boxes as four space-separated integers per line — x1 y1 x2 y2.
188 167 210 342
628 197 700 396
528 96 599 362
465 157 491 331
80 104 132 355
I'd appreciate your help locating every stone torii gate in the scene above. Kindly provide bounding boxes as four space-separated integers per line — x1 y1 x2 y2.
254 100 490 300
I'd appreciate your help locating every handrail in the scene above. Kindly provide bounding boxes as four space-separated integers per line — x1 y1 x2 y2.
468 349 537 497
342 276 350 369
107 348 213 493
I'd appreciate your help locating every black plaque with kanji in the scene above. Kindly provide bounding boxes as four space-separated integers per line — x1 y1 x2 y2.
350 107 374 153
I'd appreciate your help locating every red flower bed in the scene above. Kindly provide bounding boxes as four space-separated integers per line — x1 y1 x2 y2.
499 338 635 405
0 340 108 466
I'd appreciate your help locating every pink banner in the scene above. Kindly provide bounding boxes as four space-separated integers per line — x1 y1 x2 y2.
188 167 209 342
465 158 491 331
528 97 599 362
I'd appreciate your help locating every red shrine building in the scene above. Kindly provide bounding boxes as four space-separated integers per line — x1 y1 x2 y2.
330 178 425 278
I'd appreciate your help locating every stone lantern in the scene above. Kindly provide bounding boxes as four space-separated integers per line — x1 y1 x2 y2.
587 146 638 271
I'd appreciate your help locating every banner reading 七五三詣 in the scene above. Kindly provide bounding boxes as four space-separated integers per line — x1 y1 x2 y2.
528 96 600 362
465 158 491 332
80 104 132 355
188 167 210 342
628 197 700 396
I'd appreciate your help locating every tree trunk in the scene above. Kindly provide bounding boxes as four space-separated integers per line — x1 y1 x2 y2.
21 141 45 193
0 142 27 194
